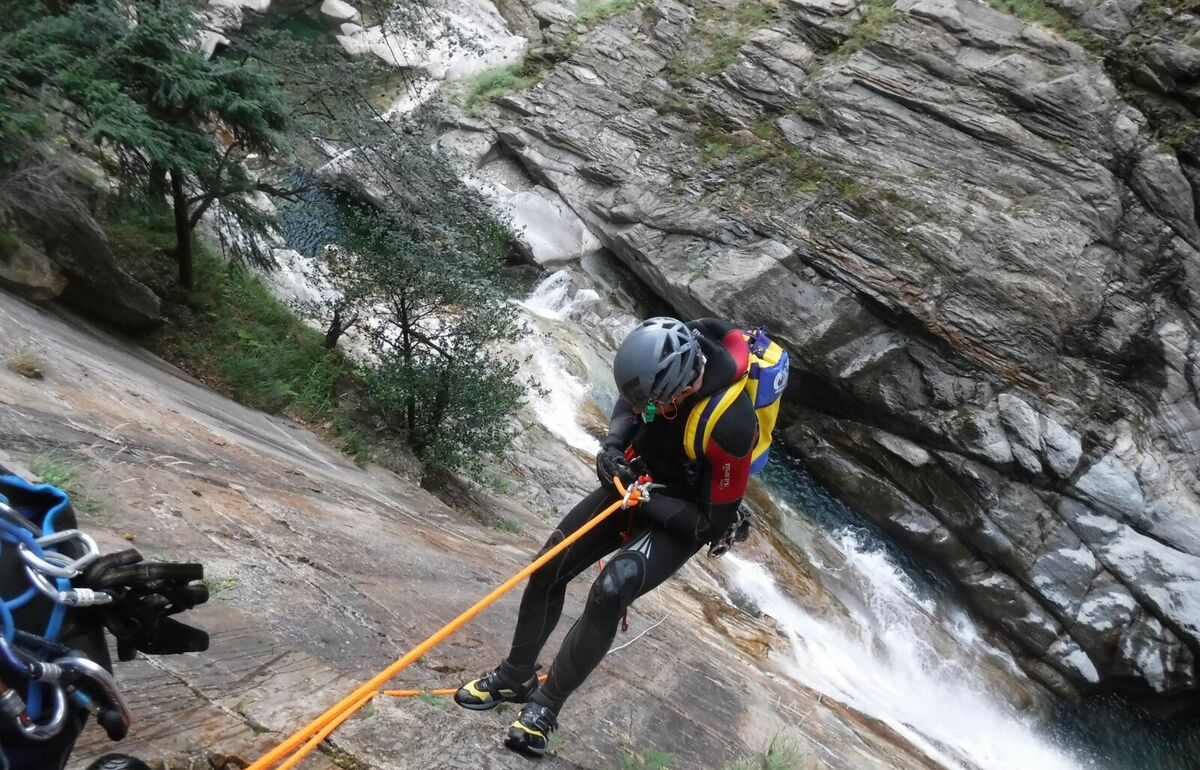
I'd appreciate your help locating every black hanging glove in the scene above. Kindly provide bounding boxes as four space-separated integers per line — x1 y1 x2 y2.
78 549 210 661
596 446 634 489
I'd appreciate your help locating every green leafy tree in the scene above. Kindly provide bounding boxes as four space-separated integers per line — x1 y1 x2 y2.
231 15 531 471
1 0 289 288
324 206 525 472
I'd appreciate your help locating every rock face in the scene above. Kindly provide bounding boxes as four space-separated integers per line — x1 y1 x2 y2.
5 211 160 329
0 237 68 302
459 0 1200 705
0 291 945 770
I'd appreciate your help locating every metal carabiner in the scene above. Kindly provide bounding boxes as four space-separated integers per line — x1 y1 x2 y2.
16 685 67 741
18 529 102 579
24 566 113 606
54 656 132 736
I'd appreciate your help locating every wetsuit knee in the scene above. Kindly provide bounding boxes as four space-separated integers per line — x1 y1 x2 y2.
588 555 642 619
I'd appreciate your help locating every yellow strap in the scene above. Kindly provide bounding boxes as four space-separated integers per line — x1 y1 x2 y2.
683 394 711 462
684 377 748 460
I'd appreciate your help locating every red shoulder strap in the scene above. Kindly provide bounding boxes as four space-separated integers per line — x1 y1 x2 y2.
720 329 750 379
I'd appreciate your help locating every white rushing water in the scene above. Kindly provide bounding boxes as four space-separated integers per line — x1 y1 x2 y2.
725 545 1088 770
515 272 603 455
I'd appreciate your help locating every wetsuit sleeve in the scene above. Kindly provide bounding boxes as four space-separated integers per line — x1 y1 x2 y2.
600 397 639 451
636 395 755 541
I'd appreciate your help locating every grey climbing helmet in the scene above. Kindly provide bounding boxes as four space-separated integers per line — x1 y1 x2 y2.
613 317 702 408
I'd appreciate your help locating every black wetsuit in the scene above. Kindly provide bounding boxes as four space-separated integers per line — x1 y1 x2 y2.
501 318 757 712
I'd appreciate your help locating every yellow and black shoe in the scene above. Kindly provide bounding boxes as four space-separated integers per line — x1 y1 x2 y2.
453 669 539 711
504 702 557 756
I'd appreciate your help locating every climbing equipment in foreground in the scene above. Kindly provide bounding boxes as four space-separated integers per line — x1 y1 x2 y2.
504 701 558 756
246 474 656 770
0 466 209 770
683 326 790 474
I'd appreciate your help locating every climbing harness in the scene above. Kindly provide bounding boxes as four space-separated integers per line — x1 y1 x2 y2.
246 474 657 770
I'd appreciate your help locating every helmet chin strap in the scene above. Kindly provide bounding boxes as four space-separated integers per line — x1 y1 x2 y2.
643 359 706 423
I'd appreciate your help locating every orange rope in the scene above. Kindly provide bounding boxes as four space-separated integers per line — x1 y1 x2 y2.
246 479 639 770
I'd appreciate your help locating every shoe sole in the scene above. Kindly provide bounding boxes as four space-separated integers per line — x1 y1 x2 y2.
504 734 547 757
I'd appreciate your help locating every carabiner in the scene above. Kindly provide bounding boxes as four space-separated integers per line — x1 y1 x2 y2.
55 656 132 735
18 529 102 579
25 567 113 606
16 685 67 741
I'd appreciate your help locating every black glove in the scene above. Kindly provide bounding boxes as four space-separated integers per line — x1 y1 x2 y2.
596 446 634 489
78 549 210 661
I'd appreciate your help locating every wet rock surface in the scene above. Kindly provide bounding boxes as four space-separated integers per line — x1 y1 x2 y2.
457 0 1200 704
0 291 951 769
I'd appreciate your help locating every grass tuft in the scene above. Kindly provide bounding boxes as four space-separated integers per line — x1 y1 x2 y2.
415 692 450 710
619 747 674 770
983 0 1105 50
667 0 780 79
724 738 815 769
28 452 104 515
576 0 640 26
458 62 545 115
7 350 44 379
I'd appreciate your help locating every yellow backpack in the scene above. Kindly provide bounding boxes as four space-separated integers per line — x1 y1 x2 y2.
683 328 789 474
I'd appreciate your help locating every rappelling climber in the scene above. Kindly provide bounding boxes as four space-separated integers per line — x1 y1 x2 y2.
455 316 788 756
0 462 210 770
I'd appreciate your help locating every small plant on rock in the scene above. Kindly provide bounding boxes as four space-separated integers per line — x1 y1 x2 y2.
6 350 43 379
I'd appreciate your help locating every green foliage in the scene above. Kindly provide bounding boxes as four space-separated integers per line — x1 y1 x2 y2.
839 0 900 56
2 1 289 280
0 229 17 259
458 61 545 114
143 247 368 462
29 452 104 515
6 350 44 380
983 0 1105 50
29 452 74 490
415 693 451 709
698 125 737 161
314 201 524 474
723 738 813 770
577 0 642 25
667 0 779 79
204 577 240 598
618 747 674 770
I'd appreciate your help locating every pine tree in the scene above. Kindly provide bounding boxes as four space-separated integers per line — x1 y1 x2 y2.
1 0 289 288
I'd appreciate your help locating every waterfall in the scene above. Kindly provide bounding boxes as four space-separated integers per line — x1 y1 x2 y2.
725 548 1087 770
514 272 604 455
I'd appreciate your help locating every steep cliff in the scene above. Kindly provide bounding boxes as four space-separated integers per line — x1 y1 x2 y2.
1 292 958 769
445 0 1200 707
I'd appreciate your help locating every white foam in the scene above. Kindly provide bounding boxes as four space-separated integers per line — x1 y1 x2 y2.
726 553 1088 770
514 272 603 454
